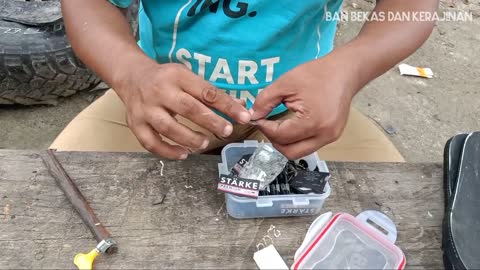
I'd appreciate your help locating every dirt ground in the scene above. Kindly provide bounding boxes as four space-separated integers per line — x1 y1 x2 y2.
0 0 479 162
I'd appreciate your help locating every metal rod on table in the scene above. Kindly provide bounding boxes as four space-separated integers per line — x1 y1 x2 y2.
41 149 117 254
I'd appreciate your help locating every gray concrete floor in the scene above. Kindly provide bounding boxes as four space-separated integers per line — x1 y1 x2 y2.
0 1 479 162
343 1 480 162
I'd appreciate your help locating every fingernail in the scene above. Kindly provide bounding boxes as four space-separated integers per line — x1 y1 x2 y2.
200 139 209 150
223 124 233 137
179 153 188 160
239 111 251 124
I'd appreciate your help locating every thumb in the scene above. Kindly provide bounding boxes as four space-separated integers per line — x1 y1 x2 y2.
250 85 286 120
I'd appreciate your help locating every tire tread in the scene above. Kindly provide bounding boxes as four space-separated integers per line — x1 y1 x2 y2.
0 46 99 105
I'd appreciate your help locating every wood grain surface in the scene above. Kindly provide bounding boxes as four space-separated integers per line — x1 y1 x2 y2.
0 150 444 269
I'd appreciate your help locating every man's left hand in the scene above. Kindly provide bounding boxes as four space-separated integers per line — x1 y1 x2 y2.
250 52 359 160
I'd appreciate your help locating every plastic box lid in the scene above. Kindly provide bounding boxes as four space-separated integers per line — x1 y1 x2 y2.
293 211 406 270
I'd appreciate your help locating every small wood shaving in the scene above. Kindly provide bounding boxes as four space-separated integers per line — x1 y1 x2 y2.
159 160 164 176
3 203 10 219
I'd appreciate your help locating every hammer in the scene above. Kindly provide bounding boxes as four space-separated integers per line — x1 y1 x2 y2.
41 149 117 269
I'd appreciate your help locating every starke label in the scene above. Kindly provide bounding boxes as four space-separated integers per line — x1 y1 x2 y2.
218 174 260 198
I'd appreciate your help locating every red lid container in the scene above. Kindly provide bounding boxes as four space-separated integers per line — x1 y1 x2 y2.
293 211 406 270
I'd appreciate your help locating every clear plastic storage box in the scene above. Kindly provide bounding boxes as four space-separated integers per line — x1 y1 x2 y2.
218 141 331 219
293 211 406 270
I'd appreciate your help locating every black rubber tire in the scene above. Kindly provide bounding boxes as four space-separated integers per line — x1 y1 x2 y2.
0 0 139 106
0 18 101 105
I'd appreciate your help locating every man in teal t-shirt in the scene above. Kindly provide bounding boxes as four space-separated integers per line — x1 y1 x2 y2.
52 0 438 162
135 0 343 117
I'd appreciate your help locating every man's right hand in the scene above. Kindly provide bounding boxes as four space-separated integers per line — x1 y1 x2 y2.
61 0 250 159
118 62 251 159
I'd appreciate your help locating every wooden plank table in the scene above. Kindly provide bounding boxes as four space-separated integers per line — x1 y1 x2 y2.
0 150 444 269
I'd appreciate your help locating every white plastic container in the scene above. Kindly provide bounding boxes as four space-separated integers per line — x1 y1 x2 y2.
293 210 406 270
218 141 331 219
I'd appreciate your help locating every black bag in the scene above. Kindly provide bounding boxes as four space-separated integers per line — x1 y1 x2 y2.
442 132 480 270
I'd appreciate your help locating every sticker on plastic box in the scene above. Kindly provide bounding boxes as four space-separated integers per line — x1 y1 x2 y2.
218 174 261 198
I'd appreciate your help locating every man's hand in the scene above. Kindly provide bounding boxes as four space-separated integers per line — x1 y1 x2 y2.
119 62 251 159
61 0 251 159
250 52 357 160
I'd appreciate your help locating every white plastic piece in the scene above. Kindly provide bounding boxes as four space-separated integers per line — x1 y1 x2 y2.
218 163 228 176
356 210 398 243
256 198 273 208
292 197 310 206
316 160 330 173
296 155 317 171
294 212 333 261
398 63 433 78
253 245 289 270
244 140 259 147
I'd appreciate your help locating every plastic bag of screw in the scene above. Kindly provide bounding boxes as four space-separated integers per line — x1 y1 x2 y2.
231 149 330 196
238 144 288 190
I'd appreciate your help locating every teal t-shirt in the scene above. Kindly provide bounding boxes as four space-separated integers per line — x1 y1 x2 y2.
110 0 343 117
